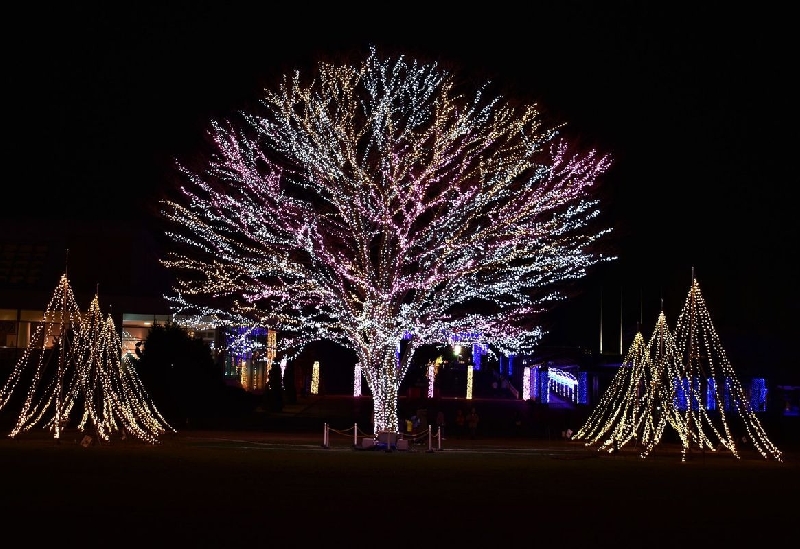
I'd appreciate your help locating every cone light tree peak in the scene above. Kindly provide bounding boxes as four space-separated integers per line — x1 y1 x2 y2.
161 46 614 433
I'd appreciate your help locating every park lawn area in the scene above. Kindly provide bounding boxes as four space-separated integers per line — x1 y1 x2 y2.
0 430 796 547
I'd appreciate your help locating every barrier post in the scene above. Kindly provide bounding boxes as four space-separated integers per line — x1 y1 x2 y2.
354 423 358 446
427 427 434 453
437 426 442 451
323 422 328 448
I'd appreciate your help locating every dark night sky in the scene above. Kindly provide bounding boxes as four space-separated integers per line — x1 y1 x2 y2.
5 3 796 380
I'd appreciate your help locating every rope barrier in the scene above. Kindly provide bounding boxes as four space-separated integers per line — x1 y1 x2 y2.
321 423 442 451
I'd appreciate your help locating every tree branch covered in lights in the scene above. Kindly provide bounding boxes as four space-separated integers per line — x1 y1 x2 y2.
161 46 614 433
573 277 782 461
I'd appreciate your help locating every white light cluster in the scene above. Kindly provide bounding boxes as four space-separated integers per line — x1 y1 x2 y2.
549 366 578 402
161 46 613 433
354 363 362 397
311 361 320 395
573 277 782 462
0 274 175 444
522 366 531 400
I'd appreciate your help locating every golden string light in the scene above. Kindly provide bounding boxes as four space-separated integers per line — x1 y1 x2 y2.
311 361 320 395
573 277 782 462
0 274 175 444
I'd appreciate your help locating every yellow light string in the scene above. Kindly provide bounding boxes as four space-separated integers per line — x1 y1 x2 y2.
0 274 175 444
573 277 782 462
311 361 320 395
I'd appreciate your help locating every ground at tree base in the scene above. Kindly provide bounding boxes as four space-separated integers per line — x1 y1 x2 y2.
0 419 796 548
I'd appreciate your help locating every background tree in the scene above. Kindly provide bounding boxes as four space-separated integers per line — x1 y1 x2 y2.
160 46 614 432
135 322 258 428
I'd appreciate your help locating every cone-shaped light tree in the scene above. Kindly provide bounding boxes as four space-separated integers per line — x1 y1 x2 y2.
161 46 614 433
672 277 781 461
0 273 83 439
572 311 691 457
571 327 650 449
66 294 175 443
0 274 175 443
573 276 782 461
638 310 691 457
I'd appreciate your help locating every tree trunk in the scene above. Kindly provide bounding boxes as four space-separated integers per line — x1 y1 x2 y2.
363 345 402 434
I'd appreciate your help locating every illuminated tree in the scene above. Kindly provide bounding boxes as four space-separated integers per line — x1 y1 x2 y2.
573 276 782 461
572 312 689 457
161 46 614 433
0 274 174 444
671 276 781 461
571 327 650 449
637 310 692 457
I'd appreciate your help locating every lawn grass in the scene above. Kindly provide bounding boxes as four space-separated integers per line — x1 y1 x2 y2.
1 426 796 548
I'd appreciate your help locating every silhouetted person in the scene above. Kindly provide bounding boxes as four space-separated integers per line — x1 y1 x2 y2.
268 361 283 412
